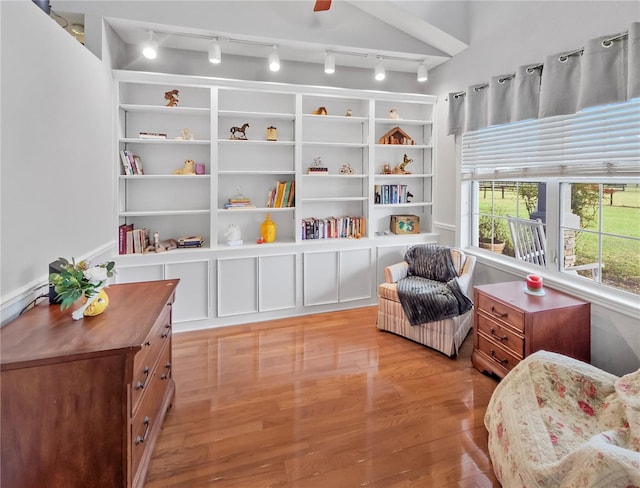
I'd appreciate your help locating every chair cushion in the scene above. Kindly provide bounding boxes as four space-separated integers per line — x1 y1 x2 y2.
378 282 400 302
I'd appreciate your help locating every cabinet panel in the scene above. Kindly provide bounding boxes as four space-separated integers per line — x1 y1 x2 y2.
165 260 209 322
116 264 164 284
303 251 339 306
217 257 258 316
339 248 372 302
259 253 296 312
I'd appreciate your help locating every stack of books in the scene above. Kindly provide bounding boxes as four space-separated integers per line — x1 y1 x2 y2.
177 236 204 248
138 131 167 139
224 196 255 209
266 180 295 208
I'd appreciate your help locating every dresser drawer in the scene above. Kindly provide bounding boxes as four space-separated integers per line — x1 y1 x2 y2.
131 340 172 482
477 333 521 373
477 294 524 332
131 306 172 413
477 314 524 358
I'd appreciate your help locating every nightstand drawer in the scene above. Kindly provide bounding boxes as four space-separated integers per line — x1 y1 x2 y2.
477 294 524 332
477 333 520 373
477 314 524 357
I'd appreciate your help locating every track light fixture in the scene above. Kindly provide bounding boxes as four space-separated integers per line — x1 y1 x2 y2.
417 62 428 82
141 30 158 60
374 57 385 81
324 52 335 74
208 40 221 64
268 45 280 72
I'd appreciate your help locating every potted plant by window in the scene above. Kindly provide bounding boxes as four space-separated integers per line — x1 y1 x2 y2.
478 215 509 254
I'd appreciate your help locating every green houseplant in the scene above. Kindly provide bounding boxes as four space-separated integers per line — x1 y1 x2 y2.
478 215 510 254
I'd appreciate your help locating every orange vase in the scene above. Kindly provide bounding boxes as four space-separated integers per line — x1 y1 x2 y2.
260 213 277 243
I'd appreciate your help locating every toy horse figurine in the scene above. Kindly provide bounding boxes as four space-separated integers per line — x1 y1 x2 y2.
230 123 249 140
393 154 413 174
164 89 179 107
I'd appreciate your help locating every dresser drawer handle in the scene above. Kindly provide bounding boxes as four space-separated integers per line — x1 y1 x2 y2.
144 340 152 347
490 349 509 365
490 328 508 341
490 306 508 319
160 362 172 380
135 366 151 390
161 324 171 339
135 416 151 445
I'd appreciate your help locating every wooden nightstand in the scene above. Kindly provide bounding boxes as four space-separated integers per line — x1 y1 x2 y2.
471 281 590 378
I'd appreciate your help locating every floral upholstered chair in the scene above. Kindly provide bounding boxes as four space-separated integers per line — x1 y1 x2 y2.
485 350 640 488
377 247 476 357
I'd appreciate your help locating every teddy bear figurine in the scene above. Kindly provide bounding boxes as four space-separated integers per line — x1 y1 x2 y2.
173 159 197 175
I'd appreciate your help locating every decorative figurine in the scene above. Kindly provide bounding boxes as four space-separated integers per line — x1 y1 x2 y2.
406 191 414 203
164 89 179 107
382 164 392 174
308 156 328 173
230 123 249 140
345 109 352 117
388 108 400 119
175 128 195 140
339 164 354 175
312 106 328 115
146 232 178 253
392 154 413 174
225 224 242 246
173 159 197 175
266 126 278 141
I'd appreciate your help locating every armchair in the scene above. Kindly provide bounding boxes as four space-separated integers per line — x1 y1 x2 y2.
377 248 476 357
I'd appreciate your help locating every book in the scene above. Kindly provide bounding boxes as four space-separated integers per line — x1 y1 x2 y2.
286 181 295 207
139 131 167 139
119 150 133 175
133 155 144 175
118 223 133 254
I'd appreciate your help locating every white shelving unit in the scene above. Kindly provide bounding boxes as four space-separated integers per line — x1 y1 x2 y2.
112 70 438 329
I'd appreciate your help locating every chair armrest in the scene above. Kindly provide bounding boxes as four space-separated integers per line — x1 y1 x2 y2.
456 254 476 295
384 262 408 283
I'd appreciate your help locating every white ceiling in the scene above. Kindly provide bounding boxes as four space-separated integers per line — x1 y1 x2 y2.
52 0 470 75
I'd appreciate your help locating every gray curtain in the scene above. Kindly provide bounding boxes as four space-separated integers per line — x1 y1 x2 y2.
447 22 638 135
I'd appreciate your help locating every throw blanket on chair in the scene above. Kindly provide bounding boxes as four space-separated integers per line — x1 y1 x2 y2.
397 245 473 326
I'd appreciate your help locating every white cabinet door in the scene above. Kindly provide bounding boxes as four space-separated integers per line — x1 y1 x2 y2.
166 260 210 323
339 248 372 302
303 251 339 306
217 257 258 316
376 245 409 285
116 264 164 284
259 253 296 312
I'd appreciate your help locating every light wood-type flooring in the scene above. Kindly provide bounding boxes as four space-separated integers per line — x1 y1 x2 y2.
145 306 501 488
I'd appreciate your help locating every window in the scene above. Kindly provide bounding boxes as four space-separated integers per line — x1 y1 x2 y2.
463 99 640 297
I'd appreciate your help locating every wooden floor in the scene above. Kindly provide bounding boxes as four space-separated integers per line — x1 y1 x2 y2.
145 306 501 488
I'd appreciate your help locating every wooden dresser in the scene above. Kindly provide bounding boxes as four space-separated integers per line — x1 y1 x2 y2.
472 281 590 379
1 279 179 488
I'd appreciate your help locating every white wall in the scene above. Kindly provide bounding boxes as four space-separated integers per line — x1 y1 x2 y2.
425 1 640 376
0 1 114 322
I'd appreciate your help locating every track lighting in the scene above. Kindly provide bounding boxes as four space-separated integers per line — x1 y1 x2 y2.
142 31 158 60
268 46 280 72
374 58 385 81
324 52 335 74
417 62 428 82
208 40 221 64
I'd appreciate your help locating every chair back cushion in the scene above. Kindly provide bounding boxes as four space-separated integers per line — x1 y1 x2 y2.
450 249 466 276
405 245 458 282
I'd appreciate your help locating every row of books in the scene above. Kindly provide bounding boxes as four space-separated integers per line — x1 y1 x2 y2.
301 216 366 240
118 224 149 254
374 184 411 205
266 181 295 208
119 150 144 175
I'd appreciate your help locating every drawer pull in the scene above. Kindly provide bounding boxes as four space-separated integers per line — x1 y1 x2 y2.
490 349 509 365
490 306 508 319
161 324 171 339
135 416 151 445
490 328 508 341
135 366 151 390
160 362 172 380
144 340 152 347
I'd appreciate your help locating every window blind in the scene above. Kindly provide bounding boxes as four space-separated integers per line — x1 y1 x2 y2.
461 98 640 179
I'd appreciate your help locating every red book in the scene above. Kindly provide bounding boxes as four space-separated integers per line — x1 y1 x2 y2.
118 223 133 254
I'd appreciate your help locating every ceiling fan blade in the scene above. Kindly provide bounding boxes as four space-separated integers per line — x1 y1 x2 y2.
313 0 331 12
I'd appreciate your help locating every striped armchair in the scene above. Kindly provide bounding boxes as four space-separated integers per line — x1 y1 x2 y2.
377 248 477 357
